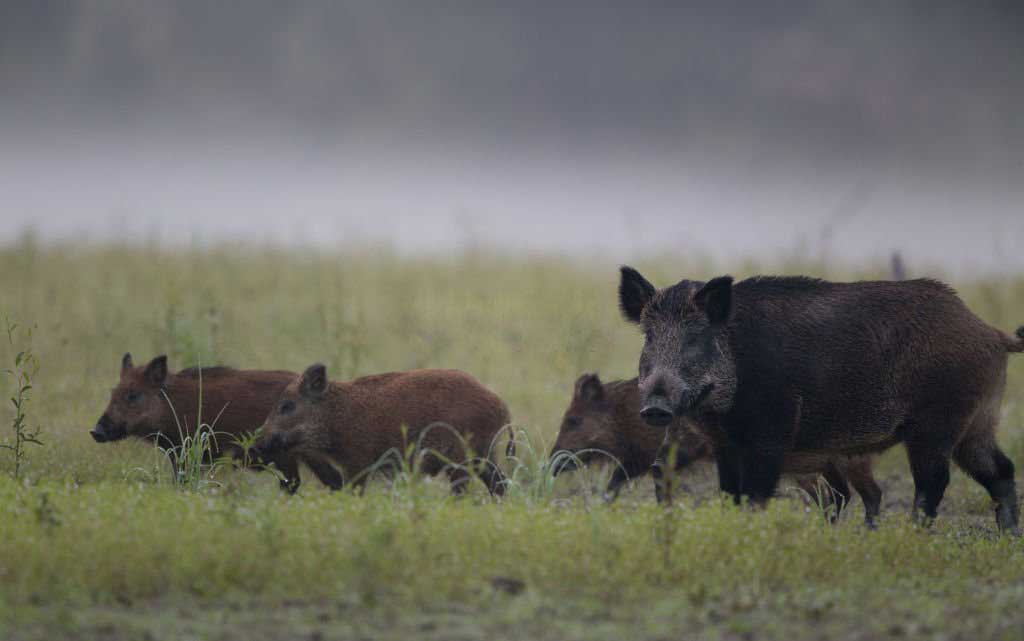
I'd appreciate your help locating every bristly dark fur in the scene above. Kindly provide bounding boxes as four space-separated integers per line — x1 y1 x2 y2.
645 279 702 317
623 269 1021 531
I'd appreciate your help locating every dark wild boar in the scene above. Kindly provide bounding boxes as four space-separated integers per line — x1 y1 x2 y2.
551 373 881 524
254 364 513 495
619 267 1023 532
90 353 320 492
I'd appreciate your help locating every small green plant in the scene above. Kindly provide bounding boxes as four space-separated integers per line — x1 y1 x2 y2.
218 429 288 488
227 428 263 470
654 441 681 506
2 315 43 479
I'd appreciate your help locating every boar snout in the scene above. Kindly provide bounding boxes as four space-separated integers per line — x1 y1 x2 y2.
549 448 579 476
257 431 292 459
640 397 674 428
90 415 126 443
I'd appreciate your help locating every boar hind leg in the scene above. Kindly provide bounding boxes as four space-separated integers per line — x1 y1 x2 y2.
477 459 509 497
844 458 882 529
447 467 472 495
442 458 506 496
953 429 1020 535
905 439 953 526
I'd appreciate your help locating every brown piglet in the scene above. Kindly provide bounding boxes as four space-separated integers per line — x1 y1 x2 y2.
90 353 315 491
552 373 881 525
255 364 513 495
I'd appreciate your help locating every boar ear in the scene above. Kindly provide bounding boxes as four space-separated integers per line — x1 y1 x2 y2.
121 352 134 372
300 363 328 399
144 355 168 386
575 373 604 403
619 266 656 324
694 276 733 325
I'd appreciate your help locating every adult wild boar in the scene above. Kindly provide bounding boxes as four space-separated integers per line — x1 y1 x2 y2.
90 353 326 492
254 364 513 495
618 267 1023 532
551 373 881 524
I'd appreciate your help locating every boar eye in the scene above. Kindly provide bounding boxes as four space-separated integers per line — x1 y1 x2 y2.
565 416 582 430
126 391 142 403
279 400 296 415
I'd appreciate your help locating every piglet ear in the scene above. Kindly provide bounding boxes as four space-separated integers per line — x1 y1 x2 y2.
300 363 328 399
121 353 134 373
693 276 734 325
144 355 168 386
575 373 604 403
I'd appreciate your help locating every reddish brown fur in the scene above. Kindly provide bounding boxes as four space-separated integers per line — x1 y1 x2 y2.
256 365 513 495
552 373 881 524
91 354 304 490
550 376 711 485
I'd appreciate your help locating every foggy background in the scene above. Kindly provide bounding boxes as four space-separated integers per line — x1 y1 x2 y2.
2 1 1023 274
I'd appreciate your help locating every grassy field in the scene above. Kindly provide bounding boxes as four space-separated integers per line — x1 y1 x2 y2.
1 240 1023 641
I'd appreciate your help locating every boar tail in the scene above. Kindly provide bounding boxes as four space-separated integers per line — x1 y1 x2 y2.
1006 326 1024 353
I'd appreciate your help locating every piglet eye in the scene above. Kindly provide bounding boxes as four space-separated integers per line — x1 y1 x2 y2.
279 400 296 415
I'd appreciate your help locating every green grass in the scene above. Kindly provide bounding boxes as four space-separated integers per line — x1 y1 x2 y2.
1 241 1023 640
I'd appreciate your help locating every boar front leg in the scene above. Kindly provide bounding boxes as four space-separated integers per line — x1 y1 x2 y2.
741 446 785 507
603 467 630 503
306 458 345 491
715 444 743 504
276 457 302 494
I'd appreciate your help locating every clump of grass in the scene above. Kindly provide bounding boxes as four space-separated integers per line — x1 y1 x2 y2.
506 431 628 505
152 361 229 491
798 476 847 525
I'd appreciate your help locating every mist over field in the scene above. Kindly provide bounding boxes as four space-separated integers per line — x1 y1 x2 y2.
2 1 1023 274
